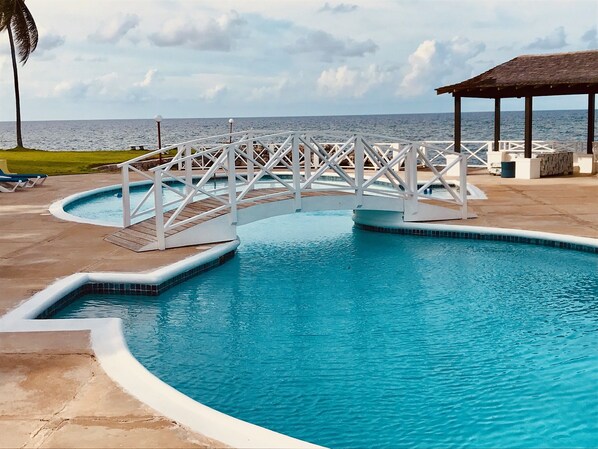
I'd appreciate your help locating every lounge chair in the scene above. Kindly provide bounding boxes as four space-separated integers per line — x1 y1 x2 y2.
0 168 47 186
0 175 28 192
0 159 14 174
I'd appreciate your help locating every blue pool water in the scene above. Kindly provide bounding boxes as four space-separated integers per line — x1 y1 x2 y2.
54 211 598 448
62 179 456 226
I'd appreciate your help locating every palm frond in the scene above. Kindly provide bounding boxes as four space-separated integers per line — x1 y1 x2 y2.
3 0 37 64
0 0 17 31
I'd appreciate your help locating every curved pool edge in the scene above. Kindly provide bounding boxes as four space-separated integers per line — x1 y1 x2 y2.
353 211 598 252
0 240 322 449
48 179 155 228
2 223 597 449
49 178 487 228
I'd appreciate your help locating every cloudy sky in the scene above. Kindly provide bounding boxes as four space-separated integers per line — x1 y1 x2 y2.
0 0 596 121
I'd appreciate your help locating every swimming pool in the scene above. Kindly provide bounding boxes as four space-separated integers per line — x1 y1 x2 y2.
59 177 483 227
52 211 598 448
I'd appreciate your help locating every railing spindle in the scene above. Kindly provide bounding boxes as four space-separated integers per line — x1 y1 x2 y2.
153 168 166 250
121 164 131 228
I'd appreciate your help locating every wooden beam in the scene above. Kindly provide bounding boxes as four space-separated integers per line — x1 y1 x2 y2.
588 93 595 155
524 96 533 159
454 95 461 153
494 98 501 151
442 83 598 99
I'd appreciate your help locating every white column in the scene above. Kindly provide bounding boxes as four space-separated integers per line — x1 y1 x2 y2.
459 153 468 219
291 133 302 211
304 135 312 180
404 143 419 218
121 165 131 228
354 135 364 207
184 145 193 195
153 169 166 250
228 144 238 224
246 134 254 186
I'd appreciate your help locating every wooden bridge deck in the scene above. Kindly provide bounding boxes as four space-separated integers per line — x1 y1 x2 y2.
105 188 350 252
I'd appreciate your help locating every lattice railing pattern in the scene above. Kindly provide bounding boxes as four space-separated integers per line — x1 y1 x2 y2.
117 131 472 249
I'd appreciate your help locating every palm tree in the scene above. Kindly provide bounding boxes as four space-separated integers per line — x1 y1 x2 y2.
0 0 38 148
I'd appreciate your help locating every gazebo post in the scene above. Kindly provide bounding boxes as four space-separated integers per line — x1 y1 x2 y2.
524 96 533 158
454 95 461 153
494 98 501 151
587 93 595 155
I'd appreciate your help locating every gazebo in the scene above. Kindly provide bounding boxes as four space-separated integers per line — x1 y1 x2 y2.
436 50 598 175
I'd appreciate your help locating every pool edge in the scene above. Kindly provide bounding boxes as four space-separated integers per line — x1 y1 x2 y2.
2 223 597 449
0 239 322 449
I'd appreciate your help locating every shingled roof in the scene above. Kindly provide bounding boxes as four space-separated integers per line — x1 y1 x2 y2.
436 50 598 98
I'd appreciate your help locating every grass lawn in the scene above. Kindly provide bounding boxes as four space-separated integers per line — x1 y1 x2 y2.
0 147 159 176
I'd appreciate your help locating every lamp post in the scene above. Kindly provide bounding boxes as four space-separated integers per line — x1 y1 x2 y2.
228 118 234 143
154 115 163 164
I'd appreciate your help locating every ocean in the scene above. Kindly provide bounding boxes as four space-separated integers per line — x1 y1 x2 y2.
0 110 593 151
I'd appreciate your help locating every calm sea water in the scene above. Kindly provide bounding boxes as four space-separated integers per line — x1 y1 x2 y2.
0 110 594 150
55 211 598 448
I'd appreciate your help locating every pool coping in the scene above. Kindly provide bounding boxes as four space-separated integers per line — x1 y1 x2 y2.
0 238 322 449
2 221 597 449
48 180 152 228
48 177 487 229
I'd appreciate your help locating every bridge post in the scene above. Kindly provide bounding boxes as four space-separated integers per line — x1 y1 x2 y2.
228 143 238 224
303 134 312 180
121 165 131 227
405 143 419 218
246 134 254 187
153 168 166 250
184 145 193 195
354 134 364 207
460 153 468 219
292 133 302 211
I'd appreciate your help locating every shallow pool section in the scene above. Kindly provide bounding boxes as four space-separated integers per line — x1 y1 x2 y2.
61 177 478 227
54 211 598 448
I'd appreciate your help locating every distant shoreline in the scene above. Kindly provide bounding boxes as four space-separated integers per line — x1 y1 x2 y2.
0 108 593 124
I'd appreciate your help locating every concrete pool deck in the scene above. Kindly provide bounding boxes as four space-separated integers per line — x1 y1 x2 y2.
1 170 597 448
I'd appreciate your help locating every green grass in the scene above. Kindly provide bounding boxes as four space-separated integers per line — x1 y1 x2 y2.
0 147 160 176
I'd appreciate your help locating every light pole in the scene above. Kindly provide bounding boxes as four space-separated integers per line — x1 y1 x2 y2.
154 115 163 164
228 118 234 143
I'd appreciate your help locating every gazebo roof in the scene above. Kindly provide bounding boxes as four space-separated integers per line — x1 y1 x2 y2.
436 50 598 98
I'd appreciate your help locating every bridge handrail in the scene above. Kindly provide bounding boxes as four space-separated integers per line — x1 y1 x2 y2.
119 131 470 247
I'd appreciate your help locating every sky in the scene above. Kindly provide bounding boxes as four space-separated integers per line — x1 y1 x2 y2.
0 0 597 121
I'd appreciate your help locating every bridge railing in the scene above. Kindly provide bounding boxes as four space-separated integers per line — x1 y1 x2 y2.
421 140 587 168
118 131 469 249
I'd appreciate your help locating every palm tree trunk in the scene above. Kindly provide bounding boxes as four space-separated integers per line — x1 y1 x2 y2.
7 26 23 148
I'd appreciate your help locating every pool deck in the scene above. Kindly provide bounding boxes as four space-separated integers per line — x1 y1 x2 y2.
1 170 597 448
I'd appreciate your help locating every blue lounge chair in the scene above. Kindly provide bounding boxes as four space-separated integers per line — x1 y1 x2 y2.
0 168 47 186
0 175 28 192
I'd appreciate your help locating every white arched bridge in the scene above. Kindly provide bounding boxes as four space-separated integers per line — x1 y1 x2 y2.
107 131 472 251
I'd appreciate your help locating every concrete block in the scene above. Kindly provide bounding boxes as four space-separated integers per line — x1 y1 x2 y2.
444 154 462 177
487 150 508 175
515 158 541 179
573 153 596 175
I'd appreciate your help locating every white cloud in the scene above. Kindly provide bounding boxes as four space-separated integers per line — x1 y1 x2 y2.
525 26 567 50
89 14 140 44
581 27 597 49
287 30 377 61
317 64 389 97
53 73 119 99
134 69 159 88
250 78 289 101
36 32 66 55
200 84 228 101
0 54 9 78
319 3 358 14
149 10 246 52
397 37 485 97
